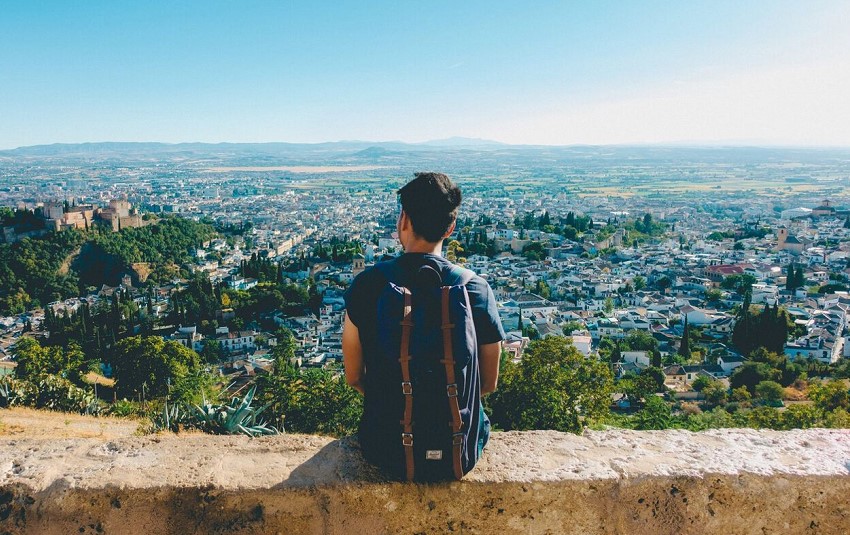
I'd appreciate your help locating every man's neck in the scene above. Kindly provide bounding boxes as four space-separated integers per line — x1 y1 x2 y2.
403 240 443 255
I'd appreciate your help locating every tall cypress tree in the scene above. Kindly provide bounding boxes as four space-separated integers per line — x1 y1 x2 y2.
678 316 691 360
795 267 804 289
732 290 754 355
785 263 796 291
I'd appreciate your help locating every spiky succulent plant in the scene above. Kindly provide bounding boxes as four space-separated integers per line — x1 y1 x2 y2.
192 385 280 437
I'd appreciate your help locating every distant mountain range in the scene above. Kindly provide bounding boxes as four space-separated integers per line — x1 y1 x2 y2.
2 140 848 166
0 137 505 157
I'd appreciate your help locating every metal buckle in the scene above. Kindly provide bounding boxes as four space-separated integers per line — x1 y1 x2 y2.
402 433 414 446
401 382 413 395
446 383 459 397
452 433 464 446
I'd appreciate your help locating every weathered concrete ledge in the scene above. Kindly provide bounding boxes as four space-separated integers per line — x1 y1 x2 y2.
1 428 849 534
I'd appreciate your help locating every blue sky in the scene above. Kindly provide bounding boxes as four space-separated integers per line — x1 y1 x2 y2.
1 1 848 148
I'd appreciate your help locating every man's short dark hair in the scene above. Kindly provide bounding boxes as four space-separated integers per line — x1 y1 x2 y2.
398 172 462 243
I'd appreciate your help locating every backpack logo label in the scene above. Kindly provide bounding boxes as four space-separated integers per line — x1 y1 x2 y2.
426 450 443 460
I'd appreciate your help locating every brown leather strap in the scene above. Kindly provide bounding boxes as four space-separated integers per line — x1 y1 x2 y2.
440 286 464 480
398 288 415 481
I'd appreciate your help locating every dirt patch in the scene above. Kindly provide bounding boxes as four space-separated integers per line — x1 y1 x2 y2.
0 407 140 439
130 262 152 283
57 246 82 276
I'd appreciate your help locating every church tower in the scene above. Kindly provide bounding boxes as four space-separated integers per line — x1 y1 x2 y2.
776 226 788 250
352 254 365 277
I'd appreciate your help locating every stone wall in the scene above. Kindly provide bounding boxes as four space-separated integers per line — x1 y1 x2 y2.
1 428 849 534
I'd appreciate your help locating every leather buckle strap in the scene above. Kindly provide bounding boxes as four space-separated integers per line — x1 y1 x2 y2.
452 432 464 446
446 383 459 397
399 287 415 481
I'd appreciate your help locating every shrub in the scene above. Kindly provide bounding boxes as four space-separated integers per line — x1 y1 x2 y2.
755 381 785 404
0 376 37 407
685 406 737 431
823 408 850 428
1 374 101 415
33 374 103 415
634 396 672 430
747 406 782 429
780 404 821 430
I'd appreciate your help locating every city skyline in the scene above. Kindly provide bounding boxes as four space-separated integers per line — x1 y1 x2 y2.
2 1 849 149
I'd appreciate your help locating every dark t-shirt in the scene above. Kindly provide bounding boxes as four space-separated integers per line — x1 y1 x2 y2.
344 253 506 348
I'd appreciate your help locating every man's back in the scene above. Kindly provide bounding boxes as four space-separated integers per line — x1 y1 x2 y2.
344 253 505 480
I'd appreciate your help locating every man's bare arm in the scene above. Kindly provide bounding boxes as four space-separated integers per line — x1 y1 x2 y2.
342 312 365 394
479 341 501 395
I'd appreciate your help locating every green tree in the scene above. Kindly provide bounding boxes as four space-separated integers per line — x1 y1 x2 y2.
110 336 201 398
12 337 89 385
534 279 551 300
561 321 584 336
702 380 728 406
678 316 692 359
634 396 671 430
705 288 723 304
199 342 224 364
633 276 646 291
639 366 667 393
785 263 798 291
747 406 782 429
721 274 757 295
446 239 464 263
622 330 659 353
619 373 658 404
794 267 805 289
755 380 784 404
685 406 737 431
691 375 714 392
731 386 752 402
781 404 822 429
488 337 613 433
521 241 547 261
255 361 362 436
807 380 850 412
730 361 781 395
272 327 298 365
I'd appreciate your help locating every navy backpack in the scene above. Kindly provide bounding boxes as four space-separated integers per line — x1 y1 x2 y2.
358 259 485 482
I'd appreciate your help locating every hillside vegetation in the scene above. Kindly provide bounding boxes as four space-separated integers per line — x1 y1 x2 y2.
0 217 216 314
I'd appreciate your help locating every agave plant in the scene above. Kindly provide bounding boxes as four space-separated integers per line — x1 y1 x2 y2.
192 385 280 437
149 400 191 433
0 377 14 408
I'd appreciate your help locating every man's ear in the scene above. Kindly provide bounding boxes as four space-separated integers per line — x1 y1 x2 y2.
399 210 411 231
442 221 456 240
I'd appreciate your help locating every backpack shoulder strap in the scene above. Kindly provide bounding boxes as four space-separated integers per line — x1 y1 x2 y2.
445 265 476 287
440 285 465 480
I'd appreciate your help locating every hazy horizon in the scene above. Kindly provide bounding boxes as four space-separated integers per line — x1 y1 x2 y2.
5 138 850 153
2 1 849 150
